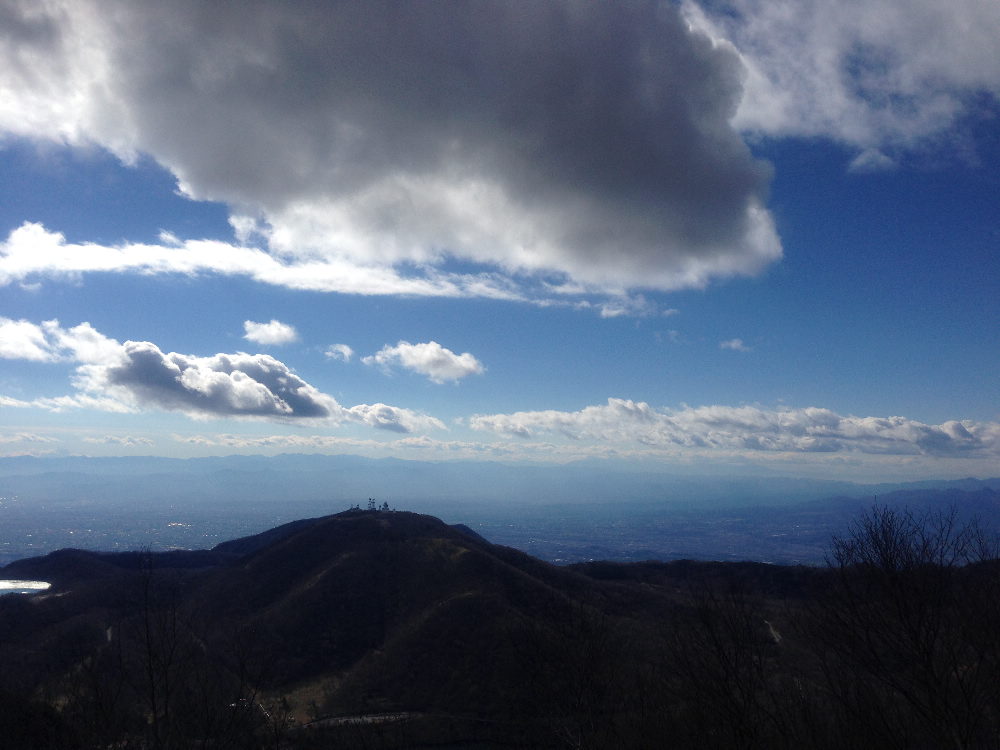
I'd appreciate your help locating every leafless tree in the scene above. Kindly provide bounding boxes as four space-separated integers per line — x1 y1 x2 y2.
807 505 1000 750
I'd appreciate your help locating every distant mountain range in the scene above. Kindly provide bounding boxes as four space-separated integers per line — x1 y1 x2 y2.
3 452 998 509
1 454 998 566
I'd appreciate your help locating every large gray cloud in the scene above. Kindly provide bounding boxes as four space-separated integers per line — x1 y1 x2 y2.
0 0 780 295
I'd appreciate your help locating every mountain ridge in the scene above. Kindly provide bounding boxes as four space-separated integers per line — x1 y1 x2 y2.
2 504 1000 749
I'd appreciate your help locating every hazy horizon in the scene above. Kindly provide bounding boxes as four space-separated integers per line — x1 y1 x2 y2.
3 451 998 567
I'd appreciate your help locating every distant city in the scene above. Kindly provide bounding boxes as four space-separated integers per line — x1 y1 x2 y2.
2 454 997 568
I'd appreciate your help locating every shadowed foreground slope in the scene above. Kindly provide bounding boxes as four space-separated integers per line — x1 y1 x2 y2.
1 506 999 749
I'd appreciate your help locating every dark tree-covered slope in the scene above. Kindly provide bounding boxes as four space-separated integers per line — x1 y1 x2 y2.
0 505 998 749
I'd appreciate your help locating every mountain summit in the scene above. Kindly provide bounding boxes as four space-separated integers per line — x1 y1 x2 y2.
0 509 636 747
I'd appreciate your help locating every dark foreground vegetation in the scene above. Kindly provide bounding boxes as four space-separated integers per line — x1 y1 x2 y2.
1 505 998 749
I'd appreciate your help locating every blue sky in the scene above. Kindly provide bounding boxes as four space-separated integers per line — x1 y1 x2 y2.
1 0 998 481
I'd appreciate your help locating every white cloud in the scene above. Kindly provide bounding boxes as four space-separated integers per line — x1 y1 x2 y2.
83 435 154 447
45 320 124 364
0 1 781 296
0 317 122 363
0 223 507 298
0 393 136 414
346 403 446 434
166 420 1000 475
0 217 747 316
0 317 54 361
592 294 661 319
0 432 60 444
324 344 353 363
243 319 298 346
720 338 751 352
363 341 485 384
848 148 897 174
72 342 340 420
0 318 443 432
158 230 182 246
683 0 1000 155
172 433 381 451
165 431 641 462
164 432 591 463
470 399 1000 458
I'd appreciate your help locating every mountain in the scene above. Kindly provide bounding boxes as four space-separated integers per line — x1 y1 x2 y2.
0 510 653 747
2 505 999 749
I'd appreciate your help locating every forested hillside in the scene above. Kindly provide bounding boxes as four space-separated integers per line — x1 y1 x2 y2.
1 506 998 749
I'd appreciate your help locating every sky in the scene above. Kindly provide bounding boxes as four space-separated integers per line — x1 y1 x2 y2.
0 0 998 482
